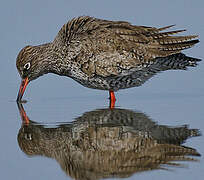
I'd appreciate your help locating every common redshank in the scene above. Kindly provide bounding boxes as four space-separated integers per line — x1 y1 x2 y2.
16 16 200 108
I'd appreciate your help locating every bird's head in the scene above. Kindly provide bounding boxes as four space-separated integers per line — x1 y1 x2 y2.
16 44 51 102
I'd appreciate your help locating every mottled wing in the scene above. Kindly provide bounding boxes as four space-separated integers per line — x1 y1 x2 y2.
54 16 199 77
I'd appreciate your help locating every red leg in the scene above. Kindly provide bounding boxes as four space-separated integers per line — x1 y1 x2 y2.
109 90 116 109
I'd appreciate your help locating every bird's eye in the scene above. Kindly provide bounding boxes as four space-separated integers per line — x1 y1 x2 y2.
24 62 31 70
24 133 32 141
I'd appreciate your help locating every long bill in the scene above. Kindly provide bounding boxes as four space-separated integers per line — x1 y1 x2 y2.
16 77 29 102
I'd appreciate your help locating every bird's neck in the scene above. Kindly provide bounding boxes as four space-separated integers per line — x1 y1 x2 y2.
47 43 78 77
36 42 81 78
33 43 68 76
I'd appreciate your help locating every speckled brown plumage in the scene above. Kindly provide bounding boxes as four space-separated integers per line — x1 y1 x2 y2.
17 103 200 180
16 16 200 103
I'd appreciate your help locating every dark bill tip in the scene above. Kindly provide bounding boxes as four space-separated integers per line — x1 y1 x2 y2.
16 101 30 124
16 77 29 102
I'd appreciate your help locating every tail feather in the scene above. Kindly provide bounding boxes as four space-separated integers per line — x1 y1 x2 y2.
151 124 201 145
158 35 198 45
153 29 186 38
155 53 201 70
151 25 199 53
157 24 176 31
160 39 199 51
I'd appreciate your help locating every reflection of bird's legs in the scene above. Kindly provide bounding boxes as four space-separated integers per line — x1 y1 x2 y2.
109 90 116 109
17 102 30 125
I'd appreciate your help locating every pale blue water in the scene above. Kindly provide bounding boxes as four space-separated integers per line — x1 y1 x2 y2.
0 0 204 179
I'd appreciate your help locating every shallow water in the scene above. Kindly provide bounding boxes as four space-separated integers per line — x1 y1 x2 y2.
1 93 204 180
1 0 204 180
16 102 201 180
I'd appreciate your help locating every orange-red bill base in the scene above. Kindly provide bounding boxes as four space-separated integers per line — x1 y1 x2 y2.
16 77 29 102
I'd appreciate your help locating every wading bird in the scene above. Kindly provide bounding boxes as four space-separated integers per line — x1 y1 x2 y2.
16 16 200 108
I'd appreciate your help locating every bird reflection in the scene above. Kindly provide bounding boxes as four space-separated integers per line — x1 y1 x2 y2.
17 103 201 180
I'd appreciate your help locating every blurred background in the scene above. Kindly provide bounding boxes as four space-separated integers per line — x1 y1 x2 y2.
0 0 203 179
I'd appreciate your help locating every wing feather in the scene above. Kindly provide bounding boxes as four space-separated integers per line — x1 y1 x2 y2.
53 16 199 77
